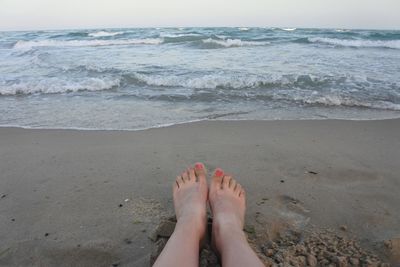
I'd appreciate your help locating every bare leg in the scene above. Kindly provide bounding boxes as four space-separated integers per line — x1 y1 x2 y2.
153 163 208 267
209 168 265 267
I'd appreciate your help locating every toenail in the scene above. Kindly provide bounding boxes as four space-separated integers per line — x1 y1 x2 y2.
215 168 224 177
195 163 203 169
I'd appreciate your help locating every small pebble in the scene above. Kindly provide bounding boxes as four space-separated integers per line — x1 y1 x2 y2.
307 254 318 267
265 249 274 256
44 233 49 237
118 204 123 207
350 258 359 266
124 238 132 244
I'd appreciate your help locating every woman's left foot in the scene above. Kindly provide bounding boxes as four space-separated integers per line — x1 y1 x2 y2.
172 163 208 242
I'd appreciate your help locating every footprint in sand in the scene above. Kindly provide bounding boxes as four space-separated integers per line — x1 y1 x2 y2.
274 195 311 229
277 195 310 215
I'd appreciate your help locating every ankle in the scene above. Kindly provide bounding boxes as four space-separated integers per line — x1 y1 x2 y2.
213 217 246 251
213 212 243 233
175 215 206 239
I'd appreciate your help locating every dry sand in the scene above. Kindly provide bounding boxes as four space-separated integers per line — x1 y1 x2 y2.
0 119 399 266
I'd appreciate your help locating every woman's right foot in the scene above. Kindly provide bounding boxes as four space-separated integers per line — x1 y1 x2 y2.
172 163 208 243
208 168 247 254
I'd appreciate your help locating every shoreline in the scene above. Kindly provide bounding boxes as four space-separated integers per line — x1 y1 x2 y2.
1 117 400 132
1 119 399 265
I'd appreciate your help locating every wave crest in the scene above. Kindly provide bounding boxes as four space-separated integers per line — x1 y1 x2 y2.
129 73 352 90
0 77 120 95
201 38 269 48
88 31 124 37
297 95 400 111
309 37 400 49
13 38 163 49
132 73 285 89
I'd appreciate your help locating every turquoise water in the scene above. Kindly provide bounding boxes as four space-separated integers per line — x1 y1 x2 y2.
0 27 400 129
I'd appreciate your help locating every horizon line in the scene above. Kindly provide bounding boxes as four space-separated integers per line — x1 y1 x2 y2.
1 25 399 32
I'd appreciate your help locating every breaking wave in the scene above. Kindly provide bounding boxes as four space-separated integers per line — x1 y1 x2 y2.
12 37 269 50
308 37 400 49
0 77 120 95
132 73 273 89
12 35 400 51
88 31 124 37
13 38 163 49
201 38 269 48
293 95 400 111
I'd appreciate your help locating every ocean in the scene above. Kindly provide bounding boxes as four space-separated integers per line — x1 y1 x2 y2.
0 27 399 130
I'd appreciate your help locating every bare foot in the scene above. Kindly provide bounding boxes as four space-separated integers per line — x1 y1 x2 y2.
172 162 208 243
153 163 209 267
208 168 246 253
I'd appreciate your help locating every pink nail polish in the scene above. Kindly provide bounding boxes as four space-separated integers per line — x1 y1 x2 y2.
195 163 203 169
215 169 224 177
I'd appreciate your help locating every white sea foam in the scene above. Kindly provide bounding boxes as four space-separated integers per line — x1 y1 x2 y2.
309 37 400 49
88 31 124 37
130 73 400 111
0 77 120 95
238 27 250 31
133 73 276 89
202 38 268 47
281 28 296 31
13 38 163 49
159 33 201 38
301 95 400 110
335 29 350 32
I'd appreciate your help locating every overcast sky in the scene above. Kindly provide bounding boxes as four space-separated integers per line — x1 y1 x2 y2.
1 0 399 31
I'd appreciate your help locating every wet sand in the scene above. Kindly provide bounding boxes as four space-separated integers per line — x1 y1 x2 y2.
0 119 400 266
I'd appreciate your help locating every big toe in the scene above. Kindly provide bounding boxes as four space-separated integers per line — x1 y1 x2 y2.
194 162 207 184
211 168 224 189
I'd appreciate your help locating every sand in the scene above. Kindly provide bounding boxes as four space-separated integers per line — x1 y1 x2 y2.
0 119 400 266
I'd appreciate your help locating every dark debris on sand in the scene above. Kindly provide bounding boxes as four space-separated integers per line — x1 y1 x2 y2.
253 229 390 267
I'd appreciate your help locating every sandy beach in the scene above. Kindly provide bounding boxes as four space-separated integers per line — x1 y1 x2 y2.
1 119 400 266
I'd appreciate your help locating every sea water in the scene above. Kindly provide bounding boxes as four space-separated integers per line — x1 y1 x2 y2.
0 27 399 130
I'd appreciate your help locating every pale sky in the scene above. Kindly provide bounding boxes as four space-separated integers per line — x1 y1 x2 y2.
1 0 399 31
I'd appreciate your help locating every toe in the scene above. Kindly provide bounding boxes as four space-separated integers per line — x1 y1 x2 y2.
229 178 237 190
181 171 188 182
173 178 180 193
212 168 224 189
188 167 196 181
175 176 183 188
194 162 207 184
239 188 246 198
222 175 231 189
235 183 242 196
